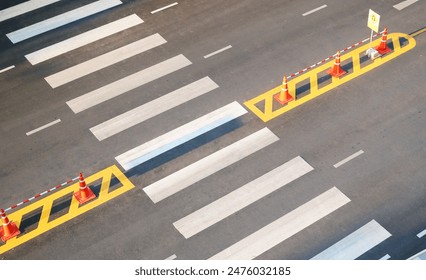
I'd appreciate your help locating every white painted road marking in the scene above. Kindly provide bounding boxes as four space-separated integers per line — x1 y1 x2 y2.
417 229 426 238
333 150 364 168
0 65 15 73
380 254 391 260
26 14 144 65
204 45 232 59
0 0 60 23
115 101 246 171
393 0 418 11
45 33 166 88
6 0 122 44
165 254 177 260
209 187 350 260
26 119 61 136
151 2 178 14
66 54 192 113
92 77 219 142
173 156 314 239
302 4 327 16
143 128 279 203
311 220 392 260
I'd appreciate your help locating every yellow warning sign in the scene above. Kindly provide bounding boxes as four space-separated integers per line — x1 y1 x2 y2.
368 9 380 33
0 165 135 255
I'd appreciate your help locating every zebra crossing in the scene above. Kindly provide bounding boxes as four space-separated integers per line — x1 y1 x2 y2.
7 0 123 44
25 14 144 65
45 33 167 88
1 0 394 260
0 0 60 23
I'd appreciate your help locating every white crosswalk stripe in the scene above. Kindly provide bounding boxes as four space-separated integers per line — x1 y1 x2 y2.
7 0 122 43
90 76 219 141
310 220 391 260
209 187 351 260
0 0 60 23
143 128 279 203
45 33 166 88
25 14 144 65
67 54 192 113
173 156 314 239
115 100 246 171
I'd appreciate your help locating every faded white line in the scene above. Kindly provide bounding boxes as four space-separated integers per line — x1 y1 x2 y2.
151 2 178 14
26 119 61 136
302 4 327 16
393 0 418 10
165 254 177 260
0 65 15 73
417 229 426 238
204 45 232 59
333 150 364 168
380 254 391 260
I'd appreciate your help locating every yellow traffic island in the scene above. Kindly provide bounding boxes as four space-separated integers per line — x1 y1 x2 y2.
0 165 134 255
244 32 416 122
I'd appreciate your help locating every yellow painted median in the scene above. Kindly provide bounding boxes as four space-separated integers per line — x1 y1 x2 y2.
244 33 416 122
0 165 134 255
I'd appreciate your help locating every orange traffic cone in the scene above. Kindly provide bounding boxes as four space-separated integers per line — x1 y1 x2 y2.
274 75 294 105
327 51 346 78
74 172 96 204
375 27 392 55
0 208 21 242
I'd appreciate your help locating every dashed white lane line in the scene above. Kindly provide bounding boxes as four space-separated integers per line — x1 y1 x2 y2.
333 150 364 168
26 119 61 136
165 254 177 260
302 4 327 16
393 0 418 11
204 45 232 59
0 65 15 73
380 254 391 260
417 229 426 238
151 2 178 14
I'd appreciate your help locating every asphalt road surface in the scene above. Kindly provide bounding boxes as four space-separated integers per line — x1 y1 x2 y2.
0 0 425 260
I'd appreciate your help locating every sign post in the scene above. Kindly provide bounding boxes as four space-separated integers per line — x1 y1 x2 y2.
366 9 380 59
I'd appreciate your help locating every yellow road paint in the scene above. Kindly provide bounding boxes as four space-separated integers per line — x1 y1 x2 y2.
0 165 134 255
244 33 416 122
411 27 426 37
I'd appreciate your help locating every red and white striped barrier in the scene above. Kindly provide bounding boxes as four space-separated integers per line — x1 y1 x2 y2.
3 175 80 213
286 31 384 80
